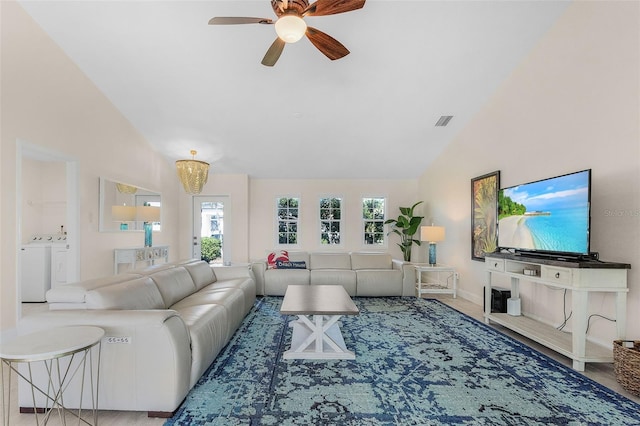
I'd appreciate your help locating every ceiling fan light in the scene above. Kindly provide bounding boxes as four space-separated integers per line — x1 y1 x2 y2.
275 15 307 43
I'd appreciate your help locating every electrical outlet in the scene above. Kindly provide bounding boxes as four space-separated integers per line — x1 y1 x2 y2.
455 272 460 280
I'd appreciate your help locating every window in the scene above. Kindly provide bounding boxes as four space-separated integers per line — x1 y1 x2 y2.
320 197 341 245
277 197 299 245
363 197 386 245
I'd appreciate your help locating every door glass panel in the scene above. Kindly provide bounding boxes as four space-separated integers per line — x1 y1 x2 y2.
193 196 229 265
197 201 224 265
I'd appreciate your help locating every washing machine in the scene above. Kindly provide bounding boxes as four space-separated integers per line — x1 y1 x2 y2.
21 235 53 302
21 234 69 302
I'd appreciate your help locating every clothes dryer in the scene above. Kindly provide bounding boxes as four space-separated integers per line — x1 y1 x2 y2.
21 241 51 302
50 235 69 288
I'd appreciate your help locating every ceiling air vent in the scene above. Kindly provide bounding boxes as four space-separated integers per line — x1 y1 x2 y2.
435 116 453 127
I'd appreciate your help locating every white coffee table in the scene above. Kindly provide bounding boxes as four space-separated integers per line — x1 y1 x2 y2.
0 326 104 426
280 285 359 360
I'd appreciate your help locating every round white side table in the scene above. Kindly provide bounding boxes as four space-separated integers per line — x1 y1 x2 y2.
0 325 104 426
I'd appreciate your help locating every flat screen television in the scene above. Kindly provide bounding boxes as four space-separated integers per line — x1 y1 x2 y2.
497 169 591 259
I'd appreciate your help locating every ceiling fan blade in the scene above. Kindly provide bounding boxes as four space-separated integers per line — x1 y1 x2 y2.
304 0 365 17
262 38 286 66
208 17 273 25
306 26 350 60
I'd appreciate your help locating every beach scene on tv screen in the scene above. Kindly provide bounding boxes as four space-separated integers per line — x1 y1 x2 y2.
498 171 590 254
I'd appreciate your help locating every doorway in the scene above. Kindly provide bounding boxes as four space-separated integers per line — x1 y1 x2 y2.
16 140 79 318
192 196 229 265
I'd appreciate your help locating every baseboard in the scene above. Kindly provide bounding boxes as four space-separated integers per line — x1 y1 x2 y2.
457 288 481 306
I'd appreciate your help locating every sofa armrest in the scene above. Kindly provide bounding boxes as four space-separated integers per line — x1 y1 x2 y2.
393 260 416 297
392 259 403 271
250 261 267 296
17 309 192 413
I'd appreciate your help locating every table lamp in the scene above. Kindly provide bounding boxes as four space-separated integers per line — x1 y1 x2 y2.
421 225 445 265
136 205 161 247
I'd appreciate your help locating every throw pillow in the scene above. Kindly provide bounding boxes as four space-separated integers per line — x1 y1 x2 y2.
267 250 289 269
275 260 307 270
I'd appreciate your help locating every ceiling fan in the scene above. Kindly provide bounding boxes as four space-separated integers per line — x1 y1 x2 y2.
209 0 366 66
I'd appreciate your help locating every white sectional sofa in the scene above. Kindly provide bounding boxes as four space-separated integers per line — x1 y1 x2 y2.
251 251 415 297
17 259 255 417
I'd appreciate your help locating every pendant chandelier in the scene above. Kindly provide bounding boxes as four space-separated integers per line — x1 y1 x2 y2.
115 183 137 194
176 150 210 195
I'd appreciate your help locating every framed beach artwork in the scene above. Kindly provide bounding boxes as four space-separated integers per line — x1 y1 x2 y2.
471 171 500 261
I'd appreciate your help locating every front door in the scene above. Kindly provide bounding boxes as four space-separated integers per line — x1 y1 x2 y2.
192 196 228 265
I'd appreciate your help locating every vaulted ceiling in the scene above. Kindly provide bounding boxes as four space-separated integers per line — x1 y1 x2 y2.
19 0 570 178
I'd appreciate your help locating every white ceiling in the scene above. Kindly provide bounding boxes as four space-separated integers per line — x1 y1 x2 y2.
19 0 571 179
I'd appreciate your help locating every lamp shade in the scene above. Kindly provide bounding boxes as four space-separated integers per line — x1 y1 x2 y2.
421 226 445 243
176 150 209 195
136 206 161 222
111 205 136 221
275 15 307 43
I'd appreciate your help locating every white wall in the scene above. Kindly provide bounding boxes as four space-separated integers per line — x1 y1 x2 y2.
419 1 639 346
249 179 420 261
1 2 180 335
21 159 67 241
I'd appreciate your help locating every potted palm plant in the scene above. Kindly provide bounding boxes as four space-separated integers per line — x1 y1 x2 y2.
385 201 424 262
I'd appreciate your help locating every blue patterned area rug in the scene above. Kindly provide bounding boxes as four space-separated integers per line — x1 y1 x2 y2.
165 297 640 425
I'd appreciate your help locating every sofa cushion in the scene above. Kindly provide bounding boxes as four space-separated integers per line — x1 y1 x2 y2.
267 251 309 265
267 250 289 269
183 261 217 291
171 287 238 310
289 252 309 263
174 304 229 387
171 288 247 342
148 267 197 308
85 277 165 310
264 269 310 296
46 273 142 304
356 270 403 296
310 270 357 296
201 278 256 314
275 260 307 269
310 252 352 270
351 252 393 270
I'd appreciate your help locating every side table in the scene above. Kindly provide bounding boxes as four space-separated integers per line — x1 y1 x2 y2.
415 264 457 298
0 326 104 426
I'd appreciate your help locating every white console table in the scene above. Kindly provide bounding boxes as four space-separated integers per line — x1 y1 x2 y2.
484 253 630 371
114 246 169 274
414 264 457 298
